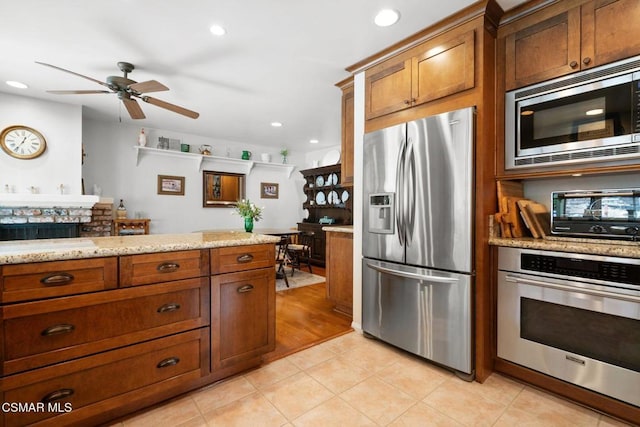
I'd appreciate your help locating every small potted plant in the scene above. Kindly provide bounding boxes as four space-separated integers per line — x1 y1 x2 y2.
234 199 263 232
280 147 289 164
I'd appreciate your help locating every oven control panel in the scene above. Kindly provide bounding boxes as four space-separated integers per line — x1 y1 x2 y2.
521 253 640 286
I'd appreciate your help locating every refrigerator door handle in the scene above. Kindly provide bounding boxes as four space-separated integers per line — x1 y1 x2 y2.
405 138 416 245
365 261 459 284
395 139 407 246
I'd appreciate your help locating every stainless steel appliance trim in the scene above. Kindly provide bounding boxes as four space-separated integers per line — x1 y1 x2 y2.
396 138 406 247
504 274 640 303
504 55 640 170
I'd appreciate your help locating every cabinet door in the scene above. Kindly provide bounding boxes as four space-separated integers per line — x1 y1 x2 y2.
341 83 354 185
365 57 412 120
211 268 274 370
581 0 640 69
412 30 475 105
505 8 581 90
326 232 353 316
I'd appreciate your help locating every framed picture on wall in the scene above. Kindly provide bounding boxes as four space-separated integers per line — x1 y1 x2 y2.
157 175 185 195
260 182 279 199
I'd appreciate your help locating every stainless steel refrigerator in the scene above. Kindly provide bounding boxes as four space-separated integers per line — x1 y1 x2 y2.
362 106 474 378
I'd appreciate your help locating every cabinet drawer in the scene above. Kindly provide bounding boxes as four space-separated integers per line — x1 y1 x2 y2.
2 278 209 375
211 244 275 274
120 249 209 286
0 257 117 303
1 328 209 427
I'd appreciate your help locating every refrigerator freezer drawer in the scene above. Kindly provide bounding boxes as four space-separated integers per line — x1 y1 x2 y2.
362 258 473 375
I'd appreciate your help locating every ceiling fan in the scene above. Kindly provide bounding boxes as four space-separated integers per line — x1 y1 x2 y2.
36 61 199 120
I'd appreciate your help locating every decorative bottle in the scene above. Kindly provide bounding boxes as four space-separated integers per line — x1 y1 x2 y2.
138 128 147 146
116 199 127 219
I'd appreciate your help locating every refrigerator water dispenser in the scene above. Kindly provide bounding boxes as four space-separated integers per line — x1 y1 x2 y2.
368 193 394 234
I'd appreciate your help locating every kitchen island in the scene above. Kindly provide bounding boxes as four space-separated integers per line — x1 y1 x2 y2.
0 232 279 426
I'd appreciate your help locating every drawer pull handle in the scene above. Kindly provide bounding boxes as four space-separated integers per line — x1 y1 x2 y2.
157 262 180 273
237 284 254 293
237 254 254 263
157 303 181 313
40 272 74 286
41 324 75 337
41 388 74 404
157 357 180 368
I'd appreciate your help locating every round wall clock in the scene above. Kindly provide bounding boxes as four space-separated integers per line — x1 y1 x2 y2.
1 125 47 159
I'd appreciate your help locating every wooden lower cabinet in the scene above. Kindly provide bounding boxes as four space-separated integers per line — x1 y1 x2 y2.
211 267 275 373
0 243 276 426
325 231 353 316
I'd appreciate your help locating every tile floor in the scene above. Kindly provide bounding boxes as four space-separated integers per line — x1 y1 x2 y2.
113 332 634 426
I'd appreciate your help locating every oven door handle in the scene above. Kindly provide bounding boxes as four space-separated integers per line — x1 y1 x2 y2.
505 274 640 303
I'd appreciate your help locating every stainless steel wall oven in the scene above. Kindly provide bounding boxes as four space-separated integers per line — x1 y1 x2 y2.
497 247 640 407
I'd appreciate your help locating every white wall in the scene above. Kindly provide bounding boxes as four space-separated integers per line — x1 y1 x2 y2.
0 93 82 195
82 118 308 234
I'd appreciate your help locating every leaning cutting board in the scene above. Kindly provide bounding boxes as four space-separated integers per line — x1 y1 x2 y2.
525 202 551 237
505 196 528 238
517 199 541 238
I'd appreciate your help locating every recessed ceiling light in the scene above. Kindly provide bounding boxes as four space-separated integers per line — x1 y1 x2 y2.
6 80 28 89
586 108 604 116
374 9 400 27
209 25 226 36
271 122 283 127
310 139 319 144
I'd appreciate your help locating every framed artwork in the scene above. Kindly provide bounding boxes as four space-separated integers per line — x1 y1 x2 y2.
260 182 279 199
157 175 185 195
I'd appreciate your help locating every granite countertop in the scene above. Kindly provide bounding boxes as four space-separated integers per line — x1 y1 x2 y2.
0 231 280 265
489 235 640 259
322 225 354 233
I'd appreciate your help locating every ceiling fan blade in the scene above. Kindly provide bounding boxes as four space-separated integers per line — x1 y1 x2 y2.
142 96 199 119
35 61 110 88
47 90 112 95
122 98 146 119
128 80 169 93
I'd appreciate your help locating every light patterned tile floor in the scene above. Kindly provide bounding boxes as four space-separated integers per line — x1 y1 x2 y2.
115 332 635 427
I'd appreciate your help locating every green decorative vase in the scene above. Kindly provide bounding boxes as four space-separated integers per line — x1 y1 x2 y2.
244 216 254 232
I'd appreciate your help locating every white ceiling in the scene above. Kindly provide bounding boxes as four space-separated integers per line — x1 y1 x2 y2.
0 0 524 151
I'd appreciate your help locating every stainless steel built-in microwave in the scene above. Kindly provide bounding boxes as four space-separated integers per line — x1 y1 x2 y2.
505 56 640 170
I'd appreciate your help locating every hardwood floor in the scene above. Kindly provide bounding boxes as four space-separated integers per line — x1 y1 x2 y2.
263 265 353 363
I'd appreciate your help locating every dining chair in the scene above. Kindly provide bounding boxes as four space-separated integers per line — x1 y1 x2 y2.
286 231 314 276
276 235 290 287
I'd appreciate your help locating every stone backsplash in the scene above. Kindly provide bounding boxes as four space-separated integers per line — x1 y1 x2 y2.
0 202 113 237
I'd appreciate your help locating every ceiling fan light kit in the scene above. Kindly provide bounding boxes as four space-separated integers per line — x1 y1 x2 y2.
36 61 200 120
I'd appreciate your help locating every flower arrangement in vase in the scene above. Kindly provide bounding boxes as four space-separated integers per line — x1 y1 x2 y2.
234 199 263 232
279 147 289 164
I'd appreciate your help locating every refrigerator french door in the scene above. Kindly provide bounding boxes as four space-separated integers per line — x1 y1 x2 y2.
362 107 475 377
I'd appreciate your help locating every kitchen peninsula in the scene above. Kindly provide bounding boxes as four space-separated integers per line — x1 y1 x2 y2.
0 232 279 426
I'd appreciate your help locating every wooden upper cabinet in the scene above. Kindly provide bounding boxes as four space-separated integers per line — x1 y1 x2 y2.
412 30 475 105
365 29 475 120
505 9 580 90
504 0 640 90
340 81 354 185
365 58 412 119
582 0 640 68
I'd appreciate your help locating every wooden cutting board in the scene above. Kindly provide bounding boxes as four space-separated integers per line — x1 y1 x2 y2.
525 202 551 237
517 199 541 238
505 196 528 238
495 181 524 238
